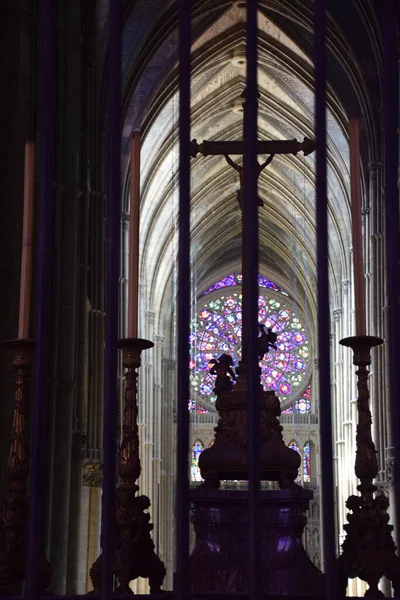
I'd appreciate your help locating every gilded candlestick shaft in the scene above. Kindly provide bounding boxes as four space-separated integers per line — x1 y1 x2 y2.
338 335 400 597
90 337 165 595
117 338 152 485
340 336 382 495
0 339 52 594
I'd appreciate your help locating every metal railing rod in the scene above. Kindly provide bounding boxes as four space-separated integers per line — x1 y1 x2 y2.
176 0 191 598
25 1 56 596
314 2 336 599
101 1 122 597
244 1 262 599
382 0 400 548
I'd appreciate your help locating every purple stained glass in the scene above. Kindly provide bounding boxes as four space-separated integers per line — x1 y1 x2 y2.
190 290 309 405
191 440 204 481
203 271 288 296
282 386 312 414
294 397 312 414
289 441 301 483
303 441 311 483
188 400 211 414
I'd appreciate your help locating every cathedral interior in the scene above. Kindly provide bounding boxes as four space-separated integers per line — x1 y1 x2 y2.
0 0 399 596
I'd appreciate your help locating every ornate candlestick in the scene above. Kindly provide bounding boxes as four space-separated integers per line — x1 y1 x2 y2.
338 335 400 597
90 337 165 594
0 339 52 594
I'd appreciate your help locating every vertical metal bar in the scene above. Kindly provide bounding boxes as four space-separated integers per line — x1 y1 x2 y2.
25 1 56 596
314 2 336 598
244 1 261 599
101 1 122 598
382 0 400 546
176 0 191 599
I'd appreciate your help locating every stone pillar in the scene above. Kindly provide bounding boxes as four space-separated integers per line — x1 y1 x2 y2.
161 357 177 588
141 310 155 504
82 462 103 593
152 334 164 557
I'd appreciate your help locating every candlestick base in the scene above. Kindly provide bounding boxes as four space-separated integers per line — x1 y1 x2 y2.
337 335 400 597
0 339 53 595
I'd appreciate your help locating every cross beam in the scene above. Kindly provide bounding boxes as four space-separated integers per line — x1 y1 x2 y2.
190 136 315 158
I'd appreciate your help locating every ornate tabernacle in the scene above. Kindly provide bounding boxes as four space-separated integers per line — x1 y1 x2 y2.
199 358 300 486
0 339 52 595
90 337 165 594
189 345 323 594
337 336 400 597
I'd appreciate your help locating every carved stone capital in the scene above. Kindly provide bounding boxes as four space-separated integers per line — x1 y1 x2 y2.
341 280 350 295
154 334 164 348
368 161 381 181
83 461 103 487
386 456 395 485
146 310 156 326
121 213 130 231
362 206 371 226
163 358 176 371
332 308 343 322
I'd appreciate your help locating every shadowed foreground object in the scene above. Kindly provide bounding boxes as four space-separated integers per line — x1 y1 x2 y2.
337 336 400 597
90 338 165 594
0 339 52 594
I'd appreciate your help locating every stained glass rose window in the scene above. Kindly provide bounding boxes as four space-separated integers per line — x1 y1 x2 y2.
189 277 310 407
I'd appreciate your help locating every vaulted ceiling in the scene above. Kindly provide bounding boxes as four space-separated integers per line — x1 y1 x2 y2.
119 0 382 342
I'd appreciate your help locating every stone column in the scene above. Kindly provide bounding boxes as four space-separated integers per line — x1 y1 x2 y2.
161 357 177 588
141 310 155 503
82 462 103 593
152 334 164 557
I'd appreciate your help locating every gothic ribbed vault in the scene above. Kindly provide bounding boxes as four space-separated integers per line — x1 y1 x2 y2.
118 0 381 353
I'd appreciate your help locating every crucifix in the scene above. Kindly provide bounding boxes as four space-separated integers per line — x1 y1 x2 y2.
191 92 315 366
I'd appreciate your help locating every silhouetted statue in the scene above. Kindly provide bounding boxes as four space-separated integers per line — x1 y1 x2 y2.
258 324 278 360
224 153 275 211
209 354 237 394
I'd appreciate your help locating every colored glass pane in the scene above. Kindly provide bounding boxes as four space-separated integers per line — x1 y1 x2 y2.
289 440 301 483
203 272 288 296
303 441 311 483
191 440 204 482
190 289 309 405
188 400 210 414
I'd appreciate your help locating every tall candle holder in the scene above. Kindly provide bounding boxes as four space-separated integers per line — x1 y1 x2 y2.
337 335 400 597
0 339 52 594
90 337 165 594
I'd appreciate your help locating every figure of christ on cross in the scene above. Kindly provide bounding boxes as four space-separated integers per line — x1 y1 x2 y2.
191 133 315 364
191 135 315 214
224 153 275 211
